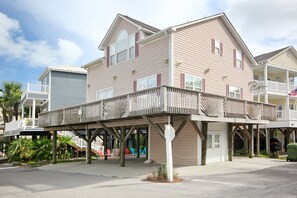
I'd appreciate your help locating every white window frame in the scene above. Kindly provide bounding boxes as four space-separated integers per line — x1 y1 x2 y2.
236 50 242 69
185 74 202 91
215 40 221 55
229 85 241 99
109 30 136 66
207 134 220 149
96 87 113 101
137 75 157 91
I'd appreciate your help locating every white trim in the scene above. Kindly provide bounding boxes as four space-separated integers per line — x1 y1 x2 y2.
169 32 174 86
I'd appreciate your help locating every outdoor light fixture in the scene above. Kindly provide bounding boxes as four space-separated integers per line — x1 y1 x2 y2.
222 75 227 79
204 68 210 74
113 75 117 80
130 69 136 74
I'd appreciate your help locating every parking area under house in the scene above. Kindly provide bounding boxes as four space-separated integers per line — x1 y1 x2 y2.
38 86 277 167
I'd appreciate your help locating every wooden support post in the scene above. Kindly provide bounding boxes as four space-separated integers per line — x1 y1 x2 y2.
248 124 253 158
86 129 91 164
104 130 108 160
120 127 126 167
201 122 208 166
285 128 290 152
52 131 57 164
227 123 233 161
265 128 270 154
146 127 149 160
137 130 140 158
256 125 260 156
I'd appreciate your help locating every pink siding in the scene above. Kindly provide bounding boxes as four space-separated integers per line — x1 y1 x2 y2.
174 18 253 100
150 120 198 165
87 19 169 102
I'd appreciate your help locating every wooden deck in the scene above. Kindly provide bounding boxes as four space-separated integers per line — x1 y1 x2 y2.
38 86 276 129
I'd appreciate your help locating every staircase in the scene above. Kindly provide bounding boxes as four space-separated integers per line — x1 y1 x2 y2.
57 131 104 155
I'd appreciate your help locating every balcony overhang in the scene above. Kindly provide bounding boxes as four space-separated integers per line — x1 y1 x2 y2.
38 86 276 131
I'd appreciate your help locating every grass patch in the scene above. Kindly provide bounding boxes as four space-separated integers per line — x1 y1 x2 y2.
57 158 86 163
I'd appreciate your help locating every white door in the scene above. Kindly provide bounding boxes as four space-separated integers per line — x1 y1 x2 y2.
207 133 221 163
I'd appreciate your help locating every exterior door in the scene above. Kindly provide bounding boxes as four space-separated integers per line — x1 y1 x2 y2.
207 133 221 163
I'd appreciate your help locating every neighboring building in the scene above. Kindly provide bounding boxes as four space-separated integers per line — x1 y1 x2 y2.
39 13 276 165
4 65 87 137
254 46 297 151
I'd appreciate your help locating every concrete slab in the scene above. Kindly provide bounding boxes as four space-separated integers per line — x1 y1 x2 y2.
38 156 295 180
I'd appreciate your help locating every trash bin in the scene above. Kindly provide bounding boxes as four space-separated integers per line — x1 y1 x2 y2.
287 143 297 162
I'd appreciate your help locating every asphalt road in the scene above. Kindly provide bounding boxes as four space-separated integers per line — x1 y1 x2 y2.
0 162 296 198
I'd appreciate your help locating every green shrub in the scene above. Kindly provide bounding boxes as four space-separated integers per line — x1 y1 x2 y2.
31 138 52 162
8 138 34 164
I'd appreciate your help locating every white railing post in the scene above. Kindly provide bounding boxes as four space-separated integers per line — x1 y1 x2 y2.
127 94 131 116
197 92 201 115
100 101 104 120
244 101 247 119
160 86 167 112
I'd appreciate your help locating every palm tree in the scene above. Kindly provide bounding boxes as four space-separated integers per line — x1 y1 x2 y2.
0 81 22 123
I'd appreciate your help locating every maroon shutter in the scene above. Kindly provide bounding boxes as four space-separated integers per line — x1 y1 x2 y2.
242 52 244 70
211 39 215 53
220 42 223 56
241 88 243 99
106 46 110 67
180 73 185 88
157 74 161 86
135 32 139 57
226 85 229 96
133 80 137 92
202 79 205 92
233 49 236 67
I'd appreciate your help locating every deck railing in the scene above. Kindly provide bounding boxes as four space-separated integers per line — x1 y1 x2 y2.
39 86 277 127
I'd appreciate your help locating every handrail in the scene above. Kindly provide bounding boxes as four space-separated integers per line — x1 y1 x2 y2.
38 85 277 127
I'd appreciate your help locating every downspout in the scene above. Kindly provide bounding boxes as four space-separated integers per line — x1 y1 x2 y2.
167 28 174 86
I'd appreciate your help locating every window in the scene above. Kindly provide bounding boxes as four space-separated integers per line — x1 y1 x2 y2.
207 134 220 149
108 30 136 66
289 104 295 110
137 75 157 91
215 40 221 55
236 50 242 68
229 85 241 99
185 74 202 91
289 77 295 85
96 88 113 101
275 76 281 82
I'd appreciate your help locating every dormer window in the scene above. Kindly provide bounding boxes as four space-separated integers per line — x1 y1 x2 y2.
108 29 136 66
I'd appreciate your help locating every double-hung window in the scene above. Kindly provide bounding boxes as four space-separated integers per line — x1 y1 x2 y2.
110 44 115 66
215 40 221 55
137 75 157 91
96 88 113 101
129 34 135 59
229 85 241 99
236 50 242 69
185 74 202 91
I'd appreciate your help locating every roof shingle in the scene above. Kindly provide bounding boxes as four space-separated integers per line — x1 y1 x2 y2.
255 46 290 63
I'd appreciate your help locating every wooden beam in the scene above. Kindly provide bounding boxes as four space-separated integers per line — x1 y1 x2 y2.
256 125 260 156
190 121 204 140
112 127 122 141
104 130 108 160
52 131 57 164
248 124 253 158
86 129 92 164
120 127 126 167
235 131 244 141
201 121 208 165
124 126 135 143
227 123 233 161
239 124 251 140
96 121 121 141
142 116 165 140
174 120 187 139
67 126 87 142
90 128 101 142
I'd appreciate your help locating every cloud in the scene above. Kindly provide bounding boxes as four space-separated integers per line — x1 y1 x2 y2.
225 0 297 55
0 12 83 67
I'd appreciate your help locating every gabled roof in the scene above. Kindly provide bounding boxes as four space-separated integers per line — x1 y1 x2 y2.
254 46 292 63
140 12 257 65
38 65 87 81
99 14 160 50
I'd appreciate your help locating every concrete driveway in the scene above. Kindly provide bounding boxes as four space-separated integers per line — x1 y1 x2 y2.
39 157 294 179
